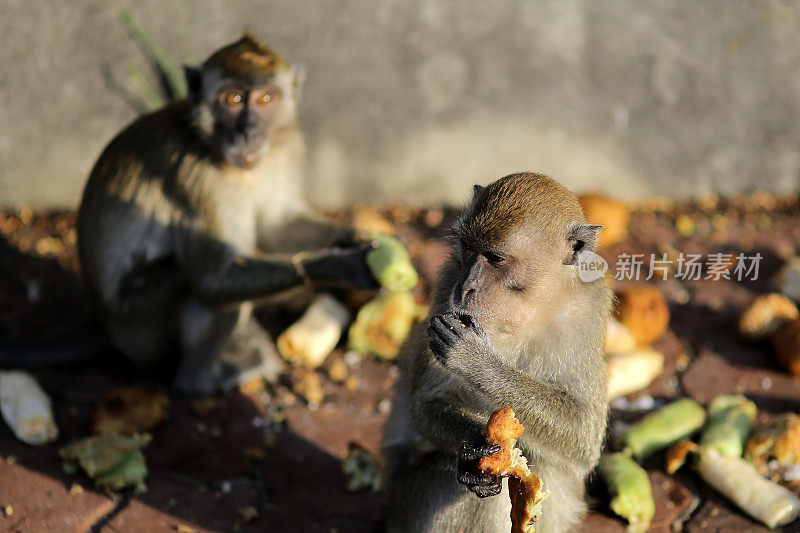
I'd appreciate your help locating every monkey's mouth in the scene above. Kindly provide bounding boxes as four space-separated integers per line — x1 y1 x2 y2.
237 153 261 169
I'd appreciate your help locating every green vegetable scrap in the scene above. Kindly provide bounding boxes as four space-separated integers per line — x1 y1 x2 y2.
699 395 756 457
60 433 151 493
348 291 427 359
366 234 419 292
616 398 706 461
598 452 655 532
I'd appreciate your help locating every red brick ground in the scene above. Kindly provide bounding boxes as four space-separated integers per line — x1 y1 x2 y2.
1 199 800 532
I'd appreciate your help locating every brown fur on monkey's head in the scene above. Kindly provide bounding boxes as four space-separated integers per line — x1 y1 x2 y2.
459 172 587 248
203 32 289 83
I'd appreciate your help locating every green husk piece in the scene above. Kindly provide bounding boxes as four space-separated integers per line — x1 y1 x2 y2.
616 398 706 461
699 395 757 458
119 10 187 102
348 291 427 359
366 234 419 292
126 65 165 110
59 433 151 493
598 452 655 532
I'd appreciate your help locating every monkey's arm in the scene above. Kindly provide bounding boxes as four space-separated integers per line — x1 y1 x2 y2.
257 213 359 252
180 235 375 305
429 313 604 469
282 215 359 249
407 359 506 498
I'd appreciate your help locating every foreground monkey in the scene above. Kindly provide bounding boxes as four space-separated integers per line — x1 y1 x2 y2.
383 173 611 533
78 34 374 393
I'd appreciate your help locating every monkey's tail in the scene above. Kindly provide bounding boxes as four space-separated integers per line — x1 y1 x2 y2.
0 323 108 368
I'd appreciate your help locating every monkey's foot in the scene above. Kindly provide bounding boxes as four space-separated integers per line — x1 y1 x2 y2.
217 321 284 389
173 321 284 394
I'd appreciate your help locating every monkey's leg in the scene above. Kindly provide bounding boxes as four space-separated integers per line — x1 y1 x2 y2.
386 450 510 533
530 463 588 533
174 300 283 393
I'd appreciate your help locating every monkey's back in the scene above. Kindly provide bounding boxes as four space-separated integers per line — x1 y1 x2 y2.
77 102 206 314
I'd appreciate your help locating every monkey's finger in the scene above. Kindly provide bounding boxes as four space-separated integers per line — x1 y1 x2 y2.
428 338 448 362
456 313 488 338
457 470 498 487
429 316 461 343
459 442 501 461
427 323 457 347
439 312 467 334
470 480 502 498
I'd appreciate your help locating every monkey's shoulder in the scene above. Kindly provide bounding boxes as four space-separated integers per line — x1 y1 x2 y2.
88 101 210 187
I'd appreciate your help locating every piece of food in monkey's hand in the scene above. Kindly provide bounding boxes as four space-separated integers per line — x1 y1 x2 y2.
277 293 350 369
365 233 419 292
605 349 664 399
616 398 706 461
478 407 525 474
597 452 655 532
738 293 799 341
92 385 169 436
478 407 549 533
348 291 428 359
604 318 638 355
699 395 757 458
697 448 800 528
578 194 630 247
59 433 151 493
614 285 670 347
0 370 59 445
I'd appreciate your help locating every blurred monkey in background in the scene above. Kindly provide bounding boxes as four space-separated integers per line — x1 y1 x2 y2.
78 33 375 393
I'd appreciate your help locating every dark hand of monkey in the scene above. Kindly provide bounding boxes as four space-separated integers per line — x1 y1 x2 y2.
303 243 379 290
457 441 502 498
427 312 496 373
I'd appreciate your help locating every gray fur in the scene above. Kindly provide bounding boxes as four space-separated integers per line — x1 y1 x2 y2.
383 173 612 533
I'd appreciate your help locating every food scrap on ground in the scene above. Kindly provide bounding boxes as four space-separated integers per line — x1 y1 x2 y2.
92 384 169 435
0 370 58 445
277 293 350 369
59 432 151 492
597 452 655 532
348 291 427 359
342 442 382 492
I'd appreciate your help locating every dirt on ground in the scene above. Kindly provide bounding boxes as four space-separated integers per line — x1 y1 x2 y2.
1 195 799 533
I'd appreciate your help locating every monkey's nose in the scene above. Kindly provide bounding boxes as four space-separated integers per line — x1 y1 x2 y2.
462 287 476 307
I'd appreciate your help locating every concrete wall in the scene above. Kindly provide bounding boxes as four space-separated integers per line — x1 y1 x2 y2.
1 0 799 209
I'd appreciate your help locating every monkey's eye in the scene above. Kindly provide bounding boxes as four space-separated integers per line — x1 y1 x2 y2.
222 91 244 106
256 92 272 105
483 251 505 265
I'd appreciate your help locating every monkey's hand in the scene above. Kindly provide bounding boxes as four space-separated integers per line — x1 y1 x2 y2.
427 312 498 375
303 244 379 290
457 441 503 498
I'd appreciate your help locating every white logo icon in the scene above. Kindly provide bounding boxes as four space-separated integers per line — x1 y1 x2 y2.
577 251 608 282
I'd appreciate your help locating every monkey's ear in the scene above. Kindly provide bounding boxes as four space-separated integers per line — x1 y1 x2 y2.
472 185 484 202
183 65 203 104
292 63 307 96
564 224 602 265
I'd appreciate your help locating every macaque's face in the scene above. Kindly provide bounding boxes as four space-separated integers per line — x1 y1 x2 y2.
211 81 284 169
188 66 298 169
449 229 575 346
